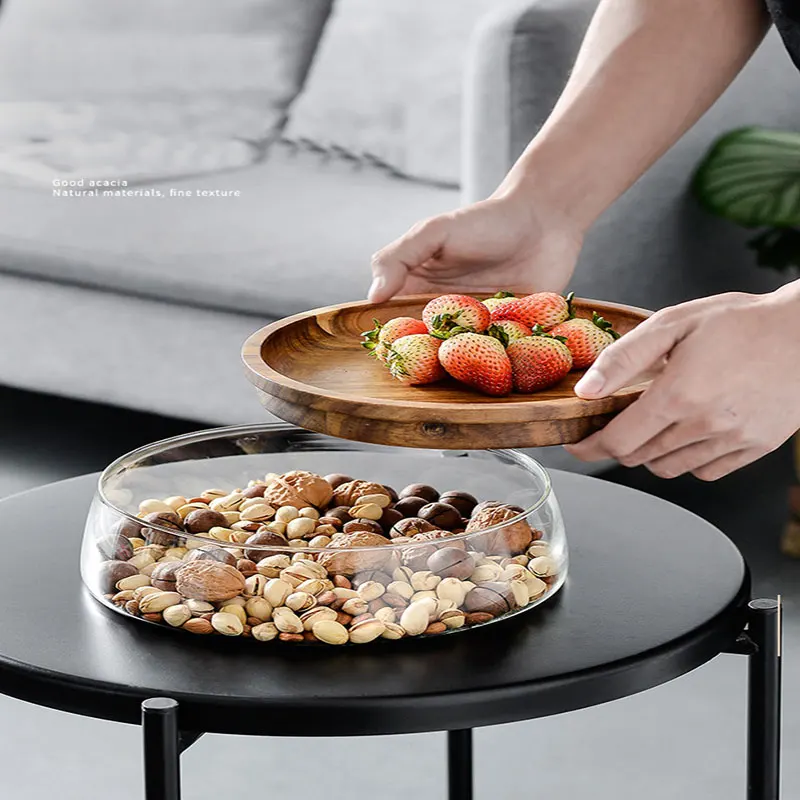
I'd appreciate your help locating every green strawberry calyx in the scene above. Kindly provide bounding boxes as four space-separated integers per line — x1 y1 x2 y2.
530 324 568 344
360 318 384 355
490 291 516 299
385 347 409 379
591 312 620 339
486 324 510 348
430 325 471 341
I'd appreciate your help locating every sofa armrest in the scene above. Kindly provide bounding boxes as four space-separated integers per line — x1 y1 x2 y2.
462 0 597 203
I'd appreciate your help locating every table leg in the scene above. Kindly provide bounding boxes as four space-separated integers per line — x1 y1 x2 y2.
142 698 181 800
747 599 782 800
447 729 473 800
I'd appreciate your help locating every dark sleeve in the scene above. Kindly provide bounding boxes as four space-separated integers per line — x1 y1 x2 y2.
766 0 800 70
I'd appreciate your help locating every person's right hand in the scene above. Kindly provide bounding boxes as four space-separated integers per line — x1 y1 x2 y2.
367 192 584 303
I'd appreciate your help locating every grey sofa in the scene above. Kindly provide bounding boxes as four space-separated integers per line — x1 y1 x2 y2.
0 0 796 463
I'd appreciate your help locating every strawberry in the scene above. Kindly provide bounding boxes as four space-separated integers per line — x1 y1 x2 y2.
487 320 532 347
438 332 512 396
386 334 446 385
507 330 573 393
482 291 516 314
362 316 428 361
491 291 573 330
422 294 491 335
549 312 620 369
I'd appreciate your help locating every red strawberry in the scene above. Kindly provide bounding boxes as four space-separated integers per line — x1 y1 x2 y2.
386 334 446 385
507 331 573 393
491 291 573 330
438 333 512 396
482 291 516 314
362 316 428 361
549 312 620 369
422 294 491 335
487 320 532 346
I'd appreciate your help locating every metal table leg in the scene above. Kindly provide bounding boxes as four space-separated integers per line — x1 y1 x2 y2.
448 729 473 800
746 598 782 800
143 698 181 800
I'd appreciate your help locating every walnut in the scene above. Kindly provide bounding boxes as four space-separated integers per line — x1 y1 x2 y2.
331 480 390 508
317 531 393 577
465 505 532 555
264 470 333 509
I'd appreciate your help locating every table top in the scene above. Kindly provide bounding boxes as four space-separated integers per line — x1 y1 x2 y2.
0 472 748 736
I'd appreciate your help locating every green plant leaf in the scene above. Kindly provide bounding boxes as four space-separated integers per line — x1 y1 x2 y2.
693 127 800 227
747 227 800 272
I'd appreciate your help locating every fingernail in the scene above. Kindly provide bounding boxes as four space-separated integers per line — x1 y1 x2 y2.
368 276 386 301
575 369 605 397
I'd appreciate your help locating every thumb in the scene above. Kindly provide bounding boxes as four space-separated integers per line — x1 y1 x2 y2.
368 216 448 303
574 310 688 398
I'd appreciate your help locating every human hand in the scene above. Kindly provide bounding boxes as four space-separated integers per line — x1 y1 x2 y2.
565 285 800 480
368 192 583 303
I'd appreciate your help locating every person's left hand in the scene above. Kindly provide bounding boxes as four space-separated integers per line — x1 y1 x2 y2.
565 285 800 480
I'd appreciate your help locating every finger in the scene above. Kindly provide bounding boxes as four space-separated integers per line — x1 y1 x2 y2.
574 309 690 399
565 380 676 462
691 447 768 481
644 436 739 479
369 217 449 302
621 421 709 467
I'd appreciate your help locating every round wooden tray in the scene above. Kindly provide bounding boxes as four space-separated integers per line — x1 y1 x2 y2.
242 295 653 450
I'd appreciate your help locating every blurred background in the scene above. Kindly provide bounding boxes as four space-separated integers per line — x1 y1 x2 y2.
0 1 798 797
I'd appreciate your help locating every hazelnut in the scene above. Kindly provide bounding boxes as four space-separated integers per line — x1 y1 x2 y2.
97 560 139 594
438 491 478 517
142 511 184 548
418 502 462 530
465 505 532 555
399 484 440 503
150 561 183 591
243 531 289 562
113 517 145 540
427 547 476 580
379 507 403 533
343 519 384 536
97 533 133 561
382 485 399 503
464 582 515 615
389 517 437 539
184 508 228 534
317 531 392 577
184 545 236 567
394 496 428 518
332 480 391 508
323 473 354 490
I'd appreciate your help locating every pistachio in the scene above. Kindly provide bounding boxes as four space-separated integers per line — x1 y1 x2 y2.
400 603 430 636
510 580 530 607
333 587 360 600
296 578 332 596
163 604 192 628
286 591 317 612
529 556 558 578
272 607 303 634
139 591 183 614
139 563 158 577
134 585 161 601
349 618 385 644
263 579 293 607
222 512 242 527
357 581 386 602
527 542 551 559
244 574 267 597
525 575 548 599
412 597 439 618
286 517 317 540
393 566 414 582
275 506 300 524
355 493 392 509
263 521 288 536
436 578 468 606
128 551 156 571
298 507 320 520
251 622 279 642
221 595 247 609
244 596 273 622
469 563 503 583
381 622 406 640
211 612 244 636
440 609 466 629
349 503 383 521
374 607 397 624
386 580 414 600
411 590 438 603
500 564 528 582
117 574 152 592
300 606 337 630
209 492 245 512
176 502 208 520
291 552 315 564
220 604 247 624
341 597 369 616
186 599 214 616
257 554 292 578
164 495 188 511
138 499 176 516
410 571 441 592
240 503 275 522
129 537 146 550
308 535 333 548
312 619 349 645
112 590 135 604
201 489 228 501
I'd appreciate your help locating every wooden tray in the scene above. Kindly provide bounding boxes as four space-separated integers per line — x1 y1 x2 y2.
242 295 653 450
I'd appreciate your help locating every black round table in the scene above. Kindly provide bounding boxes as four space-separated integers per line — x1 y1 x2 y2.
0 472 781 800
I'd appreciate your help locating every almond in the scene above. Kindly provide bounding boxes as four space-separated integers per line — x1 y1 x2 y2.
175 561 246 602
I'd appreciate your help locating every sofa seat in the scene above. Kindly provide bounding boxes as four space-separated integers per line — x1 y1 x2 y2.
0 142 458 319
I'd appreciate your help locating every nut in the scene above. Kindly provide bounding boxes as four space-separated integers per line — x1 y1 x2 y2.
138 499 176 516
98 561 139 593
116 573 152 592
525 575 548 598
529 556 558 578
150 561 183 591
381 622 406 640
466 504 532 555
209 492 245 512
272 607 303 634
349 503 383 521
323 473 354 489
355 493 392 509
332 480 390 507
464 582 515 616
263 578 293 607
527 542 551 559
312 619 349 645
425 622 447 635
343 519 385 536
390 517 437 539
386 581 414 600
184 508 228 534
139 591 183 614
175 561 246 602
300 606 337 630
275 506 300 523
163 604 192 628
279 633 304 643
296 578 332 596
317 531 392 577
244 531 288 562
251 622 279 642
244 574 267 597
465 611 494 626
245 596 273 622
440 609 466 629
357 581 386 602
236 558 258 577
341 597 369 616
438 491 478 517
240 503 275 522
400 603 430 636
211 612 244 636
128 551 156 571
256 554 292 578
418 502 462 530
286 592 317 612
469 563 503 583
286 517 317 540
265 471 333 509
242 484 267 499
309 535 333 548
399 483 440 503
183 617 213 634
220 604 248 624
393 496 428 517
436 578 468 606
299 507 320 520
510 580 530 607
374 607 397 624
349 618 385 644
410 571 441 592
427 547 476 580
97 533 134 562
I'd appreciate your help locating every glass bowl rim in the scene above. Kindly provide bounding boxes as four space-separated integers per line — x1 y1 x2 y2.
96 422 554 554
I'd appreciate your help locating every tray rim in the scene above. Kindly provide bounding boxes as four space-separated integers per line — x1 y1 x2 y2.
242 294 653 424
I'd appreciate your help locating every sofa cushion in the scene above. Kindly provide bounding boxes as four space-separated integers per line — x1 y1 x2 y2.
0 0 333 185
285 0 519 188
0 142 458 317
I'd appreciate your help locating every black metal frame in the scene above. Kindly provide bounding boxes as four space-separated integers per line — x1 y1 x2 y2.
141 598 781 800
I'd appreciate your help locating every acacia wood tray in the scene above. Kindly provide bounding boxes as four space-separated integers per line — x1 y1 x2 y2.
242 295 652 450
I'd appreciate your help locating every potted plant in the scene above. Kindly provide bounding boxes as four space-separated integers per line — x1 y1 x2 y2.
693 126 800 556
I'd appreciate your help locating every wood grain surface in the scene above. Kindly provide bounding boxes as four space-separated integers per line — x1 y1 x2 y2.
242 295 653 450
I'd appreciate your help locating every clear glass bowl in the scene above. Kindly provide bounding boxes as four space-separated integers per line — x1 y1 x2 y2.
81 424 567 645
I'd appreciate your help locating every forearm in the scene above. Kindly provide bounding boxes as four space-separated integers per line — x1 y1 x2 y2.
497 0 770 231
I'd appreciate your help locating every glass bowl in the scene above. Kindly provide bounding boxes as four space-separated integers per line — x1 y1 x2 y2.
81 424 567 645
